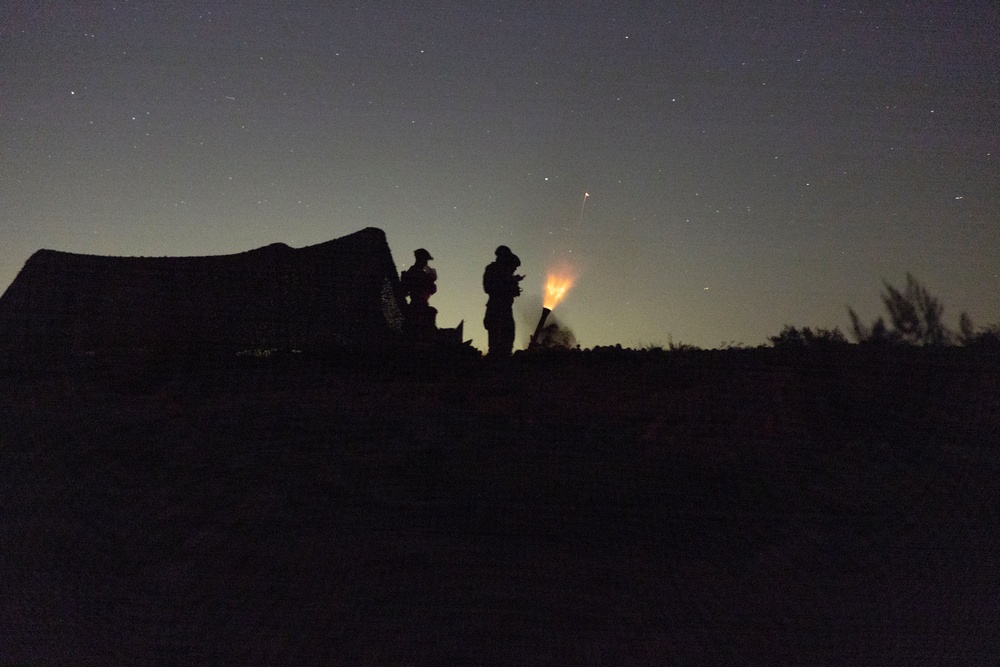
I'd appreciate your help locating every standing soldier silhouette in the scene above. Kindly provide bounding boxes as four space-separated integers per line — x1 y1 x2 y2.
482 245 524 357
400 248 438 340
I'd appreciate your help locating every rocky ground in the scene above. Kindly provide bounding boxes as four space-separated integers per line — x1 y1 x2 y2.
2 346 998 664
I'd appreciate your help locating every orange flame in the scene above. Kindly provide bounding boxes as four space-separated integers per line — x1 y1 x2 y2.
543 273 574 309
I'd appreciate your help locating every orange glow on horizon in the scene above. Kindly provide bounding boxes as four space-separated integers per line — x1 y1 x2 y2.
543 272 575 309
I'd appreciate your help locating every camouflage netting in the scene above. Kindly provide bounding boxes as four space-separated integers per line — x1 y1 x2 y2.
0 227 406 361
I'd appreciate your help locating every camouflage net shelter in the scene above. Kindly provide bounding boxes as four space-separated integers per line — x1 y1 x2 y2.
0 227 406 363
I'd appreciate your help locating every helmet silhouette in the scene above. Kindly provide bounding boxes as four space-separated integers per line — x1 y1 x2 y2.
494 245 520 267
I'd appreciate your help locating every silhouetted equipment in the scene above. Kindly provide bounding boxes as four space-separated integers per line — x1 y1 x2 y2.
528 308 552 349
0 227 409 362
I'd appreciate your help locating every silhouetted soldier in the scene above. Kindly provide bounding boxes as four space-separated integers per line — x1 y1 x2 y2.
483 245 524 357
400 248 438 340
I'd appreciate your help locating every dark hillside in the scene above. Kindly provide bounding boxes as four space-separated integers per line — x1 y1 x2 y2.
2 347 998 664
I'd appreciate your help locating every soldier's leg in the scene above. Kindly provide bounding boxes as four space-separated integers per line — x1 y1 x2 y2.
497 324 515 356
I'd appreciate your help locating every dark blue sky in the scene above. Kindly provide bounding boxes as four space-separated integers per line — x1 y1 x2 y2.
3 1 998 350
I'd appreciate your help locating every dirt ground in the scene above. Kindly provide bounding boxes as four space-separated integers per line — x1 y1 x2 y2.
2 346 998 664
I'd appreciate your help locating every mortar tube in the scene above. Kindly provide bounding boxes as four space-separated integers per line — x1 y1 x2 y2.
529 307 552 348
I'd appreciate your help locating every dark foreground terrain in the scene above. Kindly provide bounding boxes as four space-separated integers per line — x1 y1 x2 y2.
2 346 998 664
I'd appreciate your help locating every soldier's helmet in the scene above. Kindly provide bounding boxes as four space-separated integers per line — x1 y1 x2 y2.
495 245 520 267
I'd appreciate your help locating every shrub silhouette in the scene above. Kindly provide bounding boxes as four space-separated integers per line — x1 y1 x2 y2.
848 274 951 345
958 312 1000 348
769 326 848 349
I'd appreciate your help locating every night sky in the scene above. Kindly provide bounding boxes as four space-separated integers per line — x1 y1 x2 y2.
3 2 998 351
